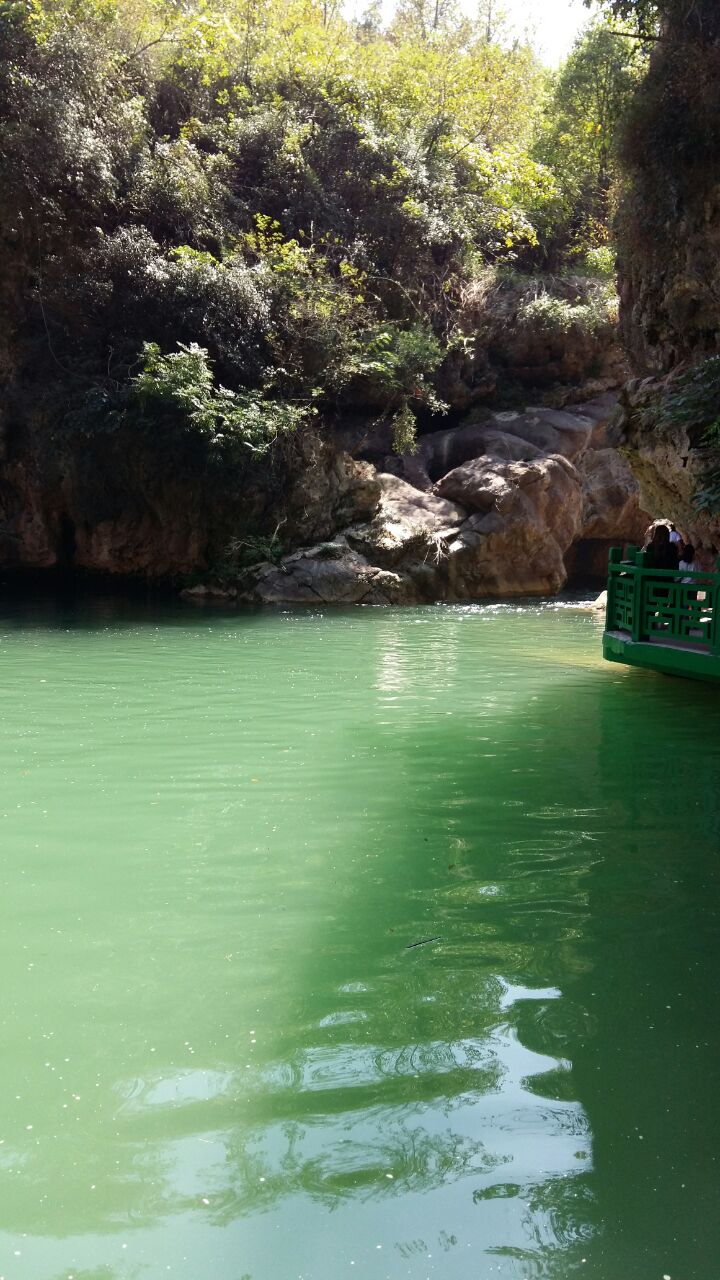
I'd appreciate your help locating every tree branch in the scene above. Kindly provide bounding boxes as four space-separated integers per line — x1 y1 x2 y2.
606 27 663 41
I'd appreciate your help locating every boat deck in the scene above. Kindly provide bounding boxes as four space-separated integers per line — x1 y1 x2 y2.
602 549 720 682
605 630 712 656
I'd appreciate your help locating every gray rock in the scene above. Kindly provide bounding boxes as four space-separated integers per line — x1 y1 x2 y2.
577 447 649 542
238 393 642 606
344 474 466 568
488 408 594 461
244 545 409 605
378 473 467 528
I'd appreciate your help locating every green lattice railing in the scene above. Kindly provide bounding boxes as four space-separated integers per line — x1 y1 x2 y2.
606 547 720 654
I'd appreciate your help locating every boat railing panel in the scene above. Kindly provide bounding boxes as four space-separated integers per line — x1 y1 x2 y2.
606 547 720 655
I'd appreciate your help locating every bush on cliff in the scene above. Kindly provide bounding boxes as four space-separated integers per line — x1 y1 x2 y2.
131 342 306 459
0 0 628 428
517 285 617 341
535 18 647 268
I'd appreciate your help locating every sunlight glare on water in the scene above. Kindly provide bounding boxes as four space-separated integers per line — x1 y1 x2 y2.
1 596 719 1280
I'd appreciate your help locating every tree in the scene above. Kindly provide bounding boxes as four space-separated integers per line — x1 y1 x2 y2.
0 0 600 489
391 0 460 41
476 0 509 44
535 18 646 264
585 0 660 34
586 0 720 39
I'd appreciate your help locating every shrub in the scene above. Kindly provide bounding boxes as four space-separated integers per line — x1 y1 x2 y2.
581 245 616 278
67 229 272 383
392 401 418 455
129 342 305 461
516 284 617 339
342 323 448 413
127 140 232 247
517 294 578 335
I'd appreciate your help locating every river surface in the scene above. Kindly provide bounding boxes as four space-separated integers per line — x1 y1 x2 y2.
1 596 719 1280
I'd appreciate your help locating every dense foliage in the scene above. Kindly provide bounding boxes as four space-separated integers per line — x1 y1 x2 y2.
0 0 638 474
589 0 720 38
587 0 661 31
535 21 645 269
606 0 720 378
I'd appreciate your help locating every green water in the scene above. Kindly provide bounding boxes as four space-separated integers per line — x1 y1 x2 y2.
1 597 719 1280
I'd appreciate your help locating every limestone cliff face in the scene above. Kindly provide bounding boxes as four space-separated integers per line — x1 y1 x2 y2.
1 385 644 603
617 1 720 374
613 1 720 540
0 415 379 579
610 374 720 547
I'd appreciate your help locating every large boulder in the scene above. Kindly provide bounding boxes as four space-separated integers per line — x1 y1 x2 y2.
438 454 585 598
376 473 466 530
344 473 467 569
436 456 522 514
235 392 644 605
243 540 411 606
487 408 594 462
577 447 649 542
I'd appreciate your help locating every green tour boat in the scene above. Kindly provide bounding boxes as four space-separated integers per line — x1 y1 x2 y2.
603 546 720 683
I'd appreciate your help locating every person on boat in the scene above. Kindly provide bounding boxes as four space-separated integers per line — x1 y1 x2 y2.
684 546 718 627
679 544 698 580
643 522 678 558
678 546 702 630
644 529 679 631
646 524 679 571
669 523 683 545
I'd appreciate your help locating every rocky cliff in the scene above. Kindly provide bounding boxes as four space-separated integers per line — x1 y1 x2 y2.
617 1 720 374
220 393 648 605
612 0 720 541
0 271 635 596
0 414 380 581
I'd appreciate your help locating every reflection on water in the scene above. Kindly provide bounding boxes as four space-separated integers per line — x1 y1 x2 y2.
0 598 719 1279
